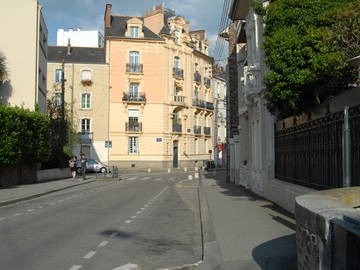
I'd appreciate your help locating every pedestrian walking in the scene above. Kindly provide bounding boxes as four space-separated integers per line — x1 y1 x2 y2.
68 156 77 179
80 153 87 180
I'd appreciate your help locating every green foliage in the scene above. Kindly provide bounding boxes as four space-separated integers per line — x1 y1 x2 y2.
263 0 359 118
251 1 267 16
0 105 51 165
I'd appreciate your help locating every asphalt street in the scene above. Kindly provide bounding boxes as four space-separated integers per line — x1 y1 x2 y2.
0 172 201 270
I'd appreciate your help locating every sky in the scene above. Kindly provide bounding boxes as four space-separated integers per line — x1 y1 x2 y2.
39 0 228 60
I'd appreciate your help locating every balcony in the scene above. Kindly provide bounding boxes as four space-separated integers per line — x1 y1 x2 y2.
126 122 142 133
206 102 214 110
173 67 184 79
172 95 186 107
194 72 201 83
78 131 93 143
172 123 182 133
126 63 143 73
204 77 211 87
204 127 211 136
193 98 206 109
123 92 146 103
194 125 201 135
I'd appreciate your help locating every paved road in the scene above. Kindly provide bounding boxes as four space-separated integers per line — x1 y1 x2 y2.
0 172 201 270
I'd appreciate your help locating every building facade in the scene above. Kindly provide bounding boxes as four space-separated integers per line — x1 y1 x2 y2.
47 45 110 162
104 4 214 169
57 29 104 47
212 70 227 167
0 0 48 112
224 0 315 213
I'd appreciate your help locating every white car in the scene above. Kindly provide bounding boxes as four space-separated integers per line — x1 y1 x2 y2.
77 159 109 173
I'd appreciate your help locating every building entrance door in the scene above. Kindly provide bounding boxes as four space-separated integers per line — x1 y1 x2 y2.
173 141 178 168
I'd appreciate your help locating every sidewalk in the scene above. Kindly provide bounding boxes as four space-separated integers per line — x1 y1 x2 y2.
0 176 96 207
200 171 297 270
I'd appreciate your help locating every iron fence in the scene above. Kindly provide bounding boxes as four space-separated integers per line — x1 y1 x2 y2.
275 104 360 189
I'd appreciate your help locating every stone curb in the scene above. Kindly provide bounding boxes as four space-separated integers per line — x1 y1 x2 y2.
197 172 223 270
0 178 97 207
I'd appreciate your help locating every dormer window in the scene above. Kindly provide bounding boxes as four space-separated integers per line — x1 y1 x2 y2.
125 18 144 39
130 26 139 38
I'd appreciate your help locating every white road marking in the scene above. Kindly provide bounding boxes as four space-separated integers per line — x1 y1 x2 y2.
27 209 35 212
83 251 96 259
125 220 132 224
38 206 43 209
110 232 118 237
98 241 109 247
148 202 152 205
0 217 7 221
49 202 55 206
58 199 64 203
141 177 150 181
127 177 136 181
141 208 145 210
69 265 82 270
112 263 140 270
155 178 162 181
13 213 22 216
136 211 142 214
131 216 136 219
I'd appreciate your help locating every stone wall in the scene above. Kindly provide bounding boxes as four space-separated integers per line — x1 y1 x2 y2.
0 163 37 187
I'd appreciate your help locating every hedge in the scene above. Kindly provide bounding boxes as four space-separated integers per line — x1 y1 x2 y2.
0 105 51 165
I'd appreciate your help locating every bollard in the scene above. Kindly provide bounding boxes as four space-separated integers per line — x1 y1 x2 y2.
167 168 171 173
184 167 188 172
201 166 205 171
147 168 151 173
194 172 199 179
195 167 198 172
188 175 193 180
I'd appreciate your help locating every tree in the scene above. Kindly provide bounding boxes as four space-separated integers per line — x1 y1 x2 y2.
262 0 359 118
0 54 7 83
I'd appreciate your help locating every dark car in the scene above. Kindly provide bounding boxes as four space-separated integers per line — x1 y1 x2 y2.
77 159 109 174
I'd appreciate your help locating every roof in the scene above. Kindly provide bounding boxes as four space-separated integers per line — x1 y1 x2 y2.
213 72 227 81
48 46 106 64
105 16 164 41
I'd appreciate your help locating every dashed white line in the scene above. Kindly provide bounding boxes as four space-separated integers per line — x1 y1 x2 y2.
125 220 132 224
58 199 64 203
141 208 145 210
136 211 142 214
131 216 136 219
0 217 7 221
98 241 109 247
49 202 55 206
141 177 150 181
69 265 82 270
13 213 22 217
38 206 43 209
83 251 96 259
27 209 35 212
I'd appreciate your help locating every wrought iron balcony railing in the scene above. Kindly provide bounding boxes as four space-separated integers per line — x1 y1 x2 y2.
194 126 201 135
122 92 146 102
206 102 214 110
194 72 201 83
173 67 184 79
78 131 93 142
193 98 206 108
126 122 142 132
172 123 182 133
126 63 143 73
204 77 211 87
204 127 211 135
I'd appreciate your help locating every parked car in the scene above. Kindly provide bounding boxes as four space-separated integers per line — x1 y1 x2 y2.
76 159 109 174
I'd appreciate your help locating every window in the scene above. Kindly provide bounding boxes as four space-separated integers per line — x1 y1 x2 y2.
194 86 199 100
129 83 139 97
81 93 91 109
53 92 62 107
81 70 91 81
81 118 91 133
55 69 62 82
129 51 139 64
205 67 209 78
129 137 138 154
128 108 139 122
195 63 199 72
174 56 180 68
130 26 139 38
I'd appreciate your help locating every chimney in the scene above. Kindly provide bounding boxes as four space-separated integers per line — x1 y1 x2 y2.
67 38 71 56
104 4 112 28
